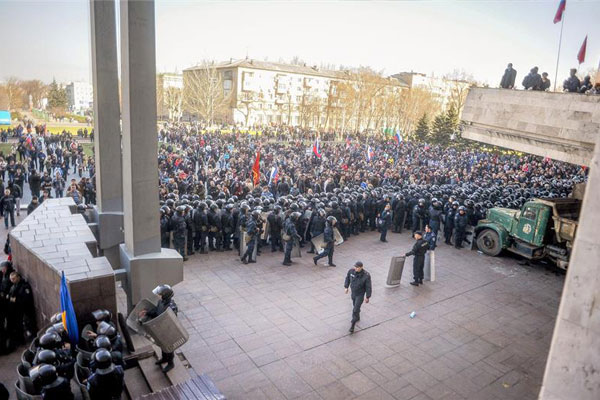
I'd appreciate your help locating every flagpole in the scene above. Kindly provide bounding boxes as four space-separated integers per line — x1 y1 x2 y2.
553 11 565 92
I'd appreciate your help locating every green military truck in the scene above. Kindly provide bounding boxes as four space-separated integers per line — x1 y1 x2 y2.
474 198 580 270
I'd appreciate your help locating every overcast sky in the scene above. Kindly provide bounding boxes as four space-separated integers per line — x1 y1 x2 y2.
0 0 598 86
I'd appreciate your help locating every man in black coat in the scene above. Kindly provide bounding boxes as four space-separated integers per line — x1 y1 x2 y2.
307 209 325 254
282 212 301 266
405 231 429 286
28 169 42 199
344 261 372 333
392 195 406 233
193 202 208 253
454 206 469 249
500 63 517 89
171 207 188 260
0 189 16 229
444 201 458 245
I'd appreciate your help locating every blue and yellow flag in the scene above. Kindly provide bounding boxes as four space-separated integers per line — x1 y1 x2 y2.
60 271 79 344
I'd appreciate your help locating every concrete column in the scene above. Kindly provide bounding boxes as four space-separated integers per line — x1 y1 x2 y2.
539 136 600 399
118 0 182 310
89 0 124 267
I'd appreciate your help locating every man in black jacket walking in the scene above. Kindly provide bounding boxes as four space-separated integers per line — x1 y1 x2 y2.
0 189 16 229
344 261 372 333
405 231 429 286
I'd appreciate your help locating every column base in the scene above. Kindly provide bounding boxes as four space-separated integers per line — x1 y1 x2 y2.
119 244 183 312
91 207 124 249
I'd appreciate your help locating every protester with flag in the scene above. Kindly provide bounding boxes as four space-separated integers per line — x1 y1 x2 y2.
251 150 261 186
366 145 374 162
394 131 403 146
313 138 321 158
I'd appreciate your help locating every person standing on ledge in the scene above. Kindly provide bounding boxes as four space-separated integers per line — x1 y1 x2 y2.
344 261 372 333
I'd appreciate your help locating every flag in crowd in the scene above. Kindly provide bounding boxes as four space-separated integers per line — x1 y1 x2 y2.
577 35 587 64
394 131 403 145
60 271 79 345
252 150 260 185
553 0 566 24
366 145 374 162
345 136 352 149
312 138 321 158
269 166 280 186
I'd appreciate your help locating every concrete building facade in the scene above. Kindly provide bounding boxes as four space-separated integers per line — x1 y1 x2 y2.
184 59 406 130
157 72 183 121
65 81 94 111
392 71 472 111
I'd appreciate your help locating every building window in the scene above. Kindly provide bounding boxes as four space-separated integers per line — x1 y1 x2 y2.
223 80 232 90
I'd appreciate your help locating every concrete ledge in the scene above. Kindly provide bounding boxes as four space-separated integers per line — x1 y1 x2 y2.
91 208 124 249
9 198 117 327
119 244 183 311
461 88 600 165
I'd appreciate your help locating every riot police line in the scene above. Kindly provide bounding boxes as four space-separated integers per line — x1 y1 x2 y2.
5 284 184 400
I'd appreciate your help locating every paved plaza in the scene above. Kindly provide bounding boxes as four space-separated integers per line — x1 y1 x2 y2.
172 230 563 400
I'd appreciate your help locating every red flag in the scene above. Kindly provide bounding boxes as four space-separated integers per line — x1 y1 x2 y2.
577 36 587 65
252 150 260 185
553 0 566 24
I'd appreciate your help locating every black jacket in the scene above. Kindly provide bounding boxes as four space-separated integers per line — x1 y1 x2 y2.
344 268 372 298
406 239 429 259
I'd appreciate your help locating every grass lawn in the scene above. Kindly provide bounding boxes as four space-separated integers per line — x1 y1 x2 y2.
8 124 93 135
0 142 94 158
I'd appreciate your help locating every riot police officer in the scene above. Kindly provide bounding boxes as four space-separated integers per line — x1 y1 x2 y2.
221 204 235 250
392 194 406 233
344 261 372 333
171 206 188 260
307 208 325 254
159 207 171 248
405 231 429 286
38 364 74 400
268 205 284 252
208 203 222 251
7 271 36 345
241 209 258 264
454 206 469 249
193 202 209 254
428 198 443 237
412 198 428 233
185 205 195 256
86 349 125 400
313 216 336 267
138 285 179 373
378 203 392 242
282 212 301 266
444 201 458 245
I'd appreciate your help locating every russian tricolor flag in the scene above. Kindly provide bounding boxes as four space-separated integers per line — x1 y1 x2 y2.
366 145 374 162
394 131 402 145
313 138 321 158
269 166 279 186
554 0 566 24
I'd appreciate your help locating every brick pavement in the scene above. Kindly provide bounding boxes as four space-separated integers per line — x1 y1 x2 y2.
174 230 563 400
0 227 562 399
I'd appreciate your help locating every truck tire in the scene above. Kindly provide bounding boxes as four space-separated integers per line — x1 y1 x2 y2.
476 229 502 256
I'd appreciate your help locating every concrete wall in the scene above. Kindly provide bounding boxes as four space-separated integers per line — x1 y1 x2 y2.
9 198 116 328
461 88 600 166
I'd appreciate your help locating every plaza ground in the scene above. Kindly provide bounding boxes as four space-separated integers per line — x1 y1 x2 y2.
172 229 562 400
0 223 563 400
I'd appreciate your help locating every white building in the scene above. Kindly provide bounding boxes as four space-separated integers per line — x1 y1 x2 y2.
157 73 183 121
184 59 406 129
392 72 472 111
65 81 93 111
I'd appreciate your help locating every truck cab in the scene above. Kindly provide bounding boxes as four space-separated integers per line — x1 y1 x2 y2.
475 198 580 269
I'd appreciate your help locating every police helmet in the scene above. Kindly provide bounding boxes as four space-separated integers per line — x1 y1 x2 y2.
37 350 57 366
95 335 112 350
96 321 117 340
291 212 302 222
92 309 112 323
39 332 62 350
326 216 337 225
37 364 58 386
152 284 174 302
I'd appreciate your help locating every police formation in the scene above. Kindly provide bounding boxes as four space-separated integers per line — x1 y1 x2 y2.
10 307 126 400
157 176 583 267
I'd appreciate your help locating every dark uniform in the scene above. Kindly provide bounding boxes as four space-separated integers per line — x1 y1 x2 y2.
7 275 36 344
392 197 406 233
454 208 468 249
378 208 391 242
282 216 300 266
241 215 257 264
307 212 325 254
444 204 457 245
268 209 283 252
159 211 171 248
221 207 234 250
313 220 335 266
171 210 187 259
344 265 372 330
208 206 222 251
406 237 429 285
193 205 209 253
146 285 179 373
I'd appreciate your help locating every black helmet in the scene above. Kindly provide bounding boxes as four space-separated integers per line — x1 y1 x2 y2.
46 322 65 336
176 205 186 213
36 350 57 366
418 198 425 206
39 332 62 350
331 201 339 209
152 284 174 302
93 349 113 372
291 212 302 222
92 309 112 323
225 204 234 211
0 260 12 270
458 206 466 212
274 205 282 213
452 201 459 207
94 335 112 350
96 321 117 340
199 201 207 210
326 216 337 225
38 364 58 386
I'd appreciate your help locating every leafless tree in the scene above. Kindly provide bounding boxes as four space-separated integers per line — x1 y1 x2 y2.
0 77 24 110
183 61 230 125
444 69 476 115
